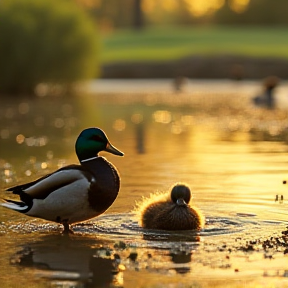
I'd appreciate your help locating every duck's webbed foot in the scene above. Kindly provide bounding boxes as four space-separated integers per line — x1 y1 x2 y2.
62 220 74 234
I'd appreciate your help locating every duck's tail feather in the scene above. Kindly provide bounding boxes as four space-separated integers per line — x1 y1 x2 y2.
1 199 29 212
6 186 24 195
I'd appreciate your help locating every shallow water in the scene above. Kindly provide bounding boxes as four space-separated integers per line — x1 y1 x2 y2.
1 80 288 287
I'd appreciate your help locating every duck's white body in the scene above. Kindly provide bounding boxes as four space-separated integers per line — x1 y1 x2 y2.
23 169 97 224
2 157 120 226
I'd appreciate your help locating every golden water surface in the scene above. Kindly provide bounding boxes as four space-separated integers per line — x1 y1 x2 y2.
1 82 288 287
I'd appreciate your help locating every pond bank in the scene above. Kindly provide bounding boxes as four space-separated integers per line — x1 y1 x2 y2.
88 79 288 109
101 55 288 80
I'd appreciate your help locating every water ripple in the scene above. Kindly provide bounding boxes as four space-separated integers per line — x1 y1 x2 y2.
3 212 283 245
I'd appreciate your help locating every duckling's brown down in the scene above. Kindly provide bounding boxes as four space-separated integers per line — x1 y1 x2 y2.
138 183 205 231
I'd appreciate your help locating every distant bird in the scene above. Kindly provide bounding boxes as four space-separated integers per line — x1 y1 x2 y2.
1 128 124 233
173 76 187 92
253 76 280 109
136 183 205 231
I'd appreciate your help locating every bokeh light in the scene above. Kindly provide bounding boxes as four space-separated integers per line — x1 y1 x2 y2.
16 134 25 144
184 0 224 17
113 119 126 131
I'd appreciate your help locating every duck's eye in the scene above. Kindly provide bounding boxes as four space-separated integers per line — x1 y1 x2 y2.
91 135 105 142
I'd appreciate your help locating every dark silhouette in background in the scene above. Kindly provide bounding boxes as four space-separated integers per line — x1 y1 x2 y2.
253 76 280 109
133 0 144 29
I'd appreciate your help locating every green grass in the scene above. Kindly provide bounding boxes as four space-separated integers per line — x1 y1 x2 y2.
100 25 288 64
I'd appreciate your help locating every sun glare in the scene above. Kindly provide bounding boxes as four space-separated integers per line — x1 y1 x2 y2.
229 0 250 13
184 0 225 17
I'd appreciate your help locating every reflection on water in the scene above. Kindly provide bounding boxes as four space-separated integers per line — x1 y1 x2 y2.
1 82 288 287
4 214 288 287
10 235 124 288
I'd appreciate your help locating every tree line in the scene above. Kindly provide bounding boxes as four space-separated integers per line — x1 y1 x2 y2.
79 0 288 29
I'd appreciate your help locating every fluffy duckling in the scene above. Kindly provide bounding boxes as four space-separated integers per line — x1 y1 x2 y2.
1 127 124 233
136 183 205 231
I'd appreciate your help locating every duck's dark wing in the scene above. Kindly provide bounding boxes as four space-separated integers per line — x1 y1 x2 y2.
6 165 93 200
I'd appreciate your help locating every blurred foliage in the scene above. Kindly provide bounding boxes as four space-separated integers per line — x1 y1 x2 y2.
0 0 99 95
215 0 288 25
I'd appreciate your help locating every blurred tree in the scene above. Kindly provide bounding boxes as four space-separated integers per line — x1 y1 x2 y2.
133 0 144 29
0 0 99 95
62 0 288 30
83 0 137 30
215 0 288 25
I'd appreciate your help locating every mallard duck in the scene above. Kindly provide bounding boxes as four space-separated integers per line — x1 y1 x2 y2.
1 127 124 233
136 183 205 231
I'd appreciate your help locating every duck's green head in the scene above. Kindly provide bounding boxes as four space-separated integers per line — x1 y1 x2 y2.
75 128 124 162
170 183 191 206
